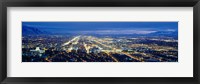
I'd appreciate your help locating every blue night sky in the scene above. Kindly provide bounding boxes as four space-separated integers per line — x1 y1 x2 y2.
22 22 178 34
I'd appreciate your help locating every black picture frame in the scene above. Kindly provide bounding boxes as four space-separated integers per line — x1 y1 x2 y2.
0 0 200 84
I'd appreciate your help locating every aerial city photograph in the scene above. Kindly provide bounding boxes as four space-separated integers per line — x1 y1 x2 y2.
22 22 178 62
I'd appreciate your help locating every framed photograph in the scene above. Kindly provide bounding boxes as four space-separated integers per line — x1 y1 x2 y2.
0 0 199 84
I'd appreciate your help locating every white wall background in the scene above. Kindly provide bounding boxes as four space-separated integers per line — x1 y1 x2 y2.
7 7 193 77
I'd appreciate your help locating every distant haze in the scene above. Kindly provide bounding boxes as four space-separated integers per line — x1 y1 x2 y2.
22 22 178 34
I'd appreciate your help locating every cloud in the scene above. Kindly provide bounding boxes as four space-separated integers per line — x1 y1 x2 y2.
77 30 157 34
166 29 176 32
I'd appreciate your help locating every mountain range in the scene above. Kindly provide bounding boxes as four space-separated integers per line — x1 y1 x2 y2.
22 25 49 35
22 25 178 38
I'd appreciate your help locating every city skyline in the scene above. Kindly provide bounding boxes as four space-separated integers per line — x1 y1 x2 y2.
22 22 178 62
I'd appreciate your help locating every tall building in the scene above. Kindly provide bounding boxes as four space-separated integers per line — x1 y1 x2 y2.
89 47 101 54
30 47 45 56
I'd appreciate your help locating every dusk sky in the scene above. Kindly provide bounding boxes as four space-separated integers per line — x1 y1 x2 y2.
22 22 178 34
